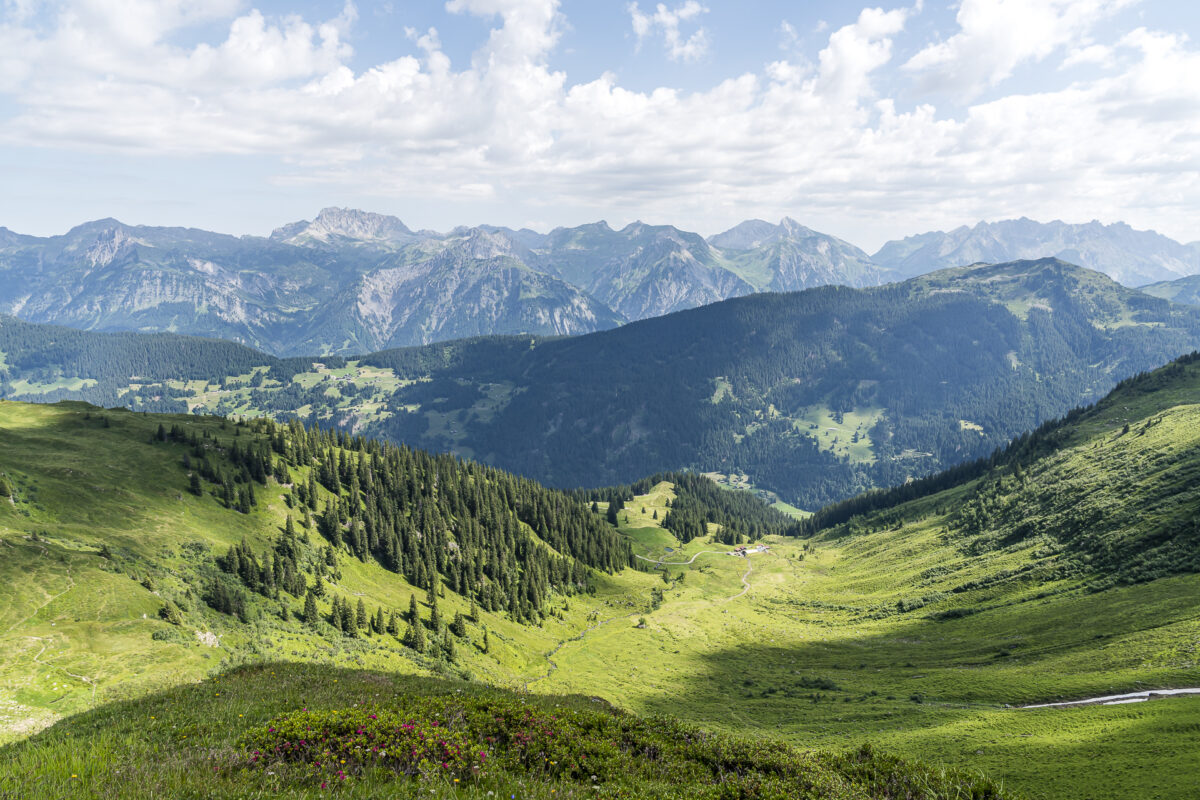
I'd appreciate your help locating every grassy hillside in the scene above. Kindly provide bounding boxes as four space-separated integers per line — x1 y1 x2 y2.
1141 274 1200 306
0 663 1017 800
0 400 645 743
3 349 1200 798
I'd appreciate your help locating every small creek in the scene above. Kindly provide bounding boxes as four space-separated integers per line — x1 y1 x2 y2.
1020 688 1200 709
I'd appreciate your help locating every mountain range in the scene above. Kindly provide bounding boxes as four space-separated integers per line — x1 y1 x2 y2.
0 209 889 356
4 258 1198 509
3 210 1198 356
872 217 1200 285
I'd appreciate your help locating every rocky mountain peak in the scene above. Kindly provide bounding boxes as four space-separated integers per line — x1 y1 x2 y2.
271 208 413 244
83 226 141 267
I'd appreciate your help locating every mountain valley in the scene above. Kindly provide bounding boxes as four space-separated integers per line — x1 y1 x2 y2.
4 258 1199 511
2 349 1199 798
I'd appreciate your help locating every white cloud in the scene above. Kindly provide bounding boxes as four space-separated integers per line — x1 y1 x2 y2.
0 1 1199 248
778 20 799 51
816 6 911 102
904 0 1137 98
1062 43 1114 68
628 2 709 63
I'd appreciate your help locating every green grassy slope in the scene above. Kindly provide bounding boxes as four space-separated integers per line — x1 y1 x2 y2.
0 663 1015 800
0 400 649 744
1140 274 1200 306
530 356 1200 799
3 347 1200 799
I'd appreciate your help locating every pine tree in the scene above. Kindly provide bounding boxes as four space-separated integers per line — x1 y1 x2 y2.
303 590 319 627
481 626 490 653
429 590 441 633
408 593 419 623
356 598 368 631
189 472 203 497
330 596 344 631
451 612 467 638
387 610 400 636
405 616 426 653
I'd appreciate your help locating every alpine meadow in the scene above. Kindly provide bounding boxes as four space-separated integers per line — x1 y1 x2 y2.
2 2 1200 800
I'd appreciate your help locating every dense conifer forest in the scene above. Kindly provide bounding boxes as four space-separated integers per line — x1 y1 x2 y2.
156 415 633 636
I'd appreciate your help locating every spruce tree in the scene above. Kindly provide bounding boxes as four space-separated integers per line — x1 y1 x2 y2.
405 616 425 653
304 590 319 627
429 590 441 633
330 597 343 631
356 598 368 631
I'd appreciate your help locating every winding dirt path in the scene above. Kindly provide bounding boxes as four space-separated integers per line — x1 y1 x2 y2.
1020 688 1200 709
634 550 725 566
1 544 99 705
4 540 76 635
27 636 97 703
723 557 754 602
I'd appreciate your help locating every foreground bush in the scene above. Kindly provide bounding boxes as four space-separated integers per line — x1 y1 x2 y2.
243 691 1014 799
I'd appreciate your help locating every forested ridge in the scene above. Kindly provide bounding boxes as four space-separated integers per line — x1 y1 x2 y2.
574 471 806 545
4 259 1200 507
377 259 1200 506
154 413 632 636
803 350 1200 590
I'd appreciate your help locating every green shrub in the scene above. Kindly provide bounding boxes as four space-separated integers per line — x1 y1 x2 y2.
241 692 1012 798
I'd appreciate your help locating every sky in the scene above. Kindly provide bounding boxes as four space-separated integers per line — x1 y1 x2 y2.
1 0 1199 251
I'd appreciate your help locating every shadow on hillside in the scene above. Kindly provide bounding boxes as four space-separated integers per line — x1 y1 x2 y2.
629 574 1200 735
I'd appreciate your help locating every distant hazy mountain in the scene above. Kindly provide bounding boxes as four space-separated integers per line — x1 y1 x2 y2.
1140 273 1200 306
873 218 1200 286
526 217 894 322
0 209 897 354
709 217 895 291
532 221 754 321
270 207 420 245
